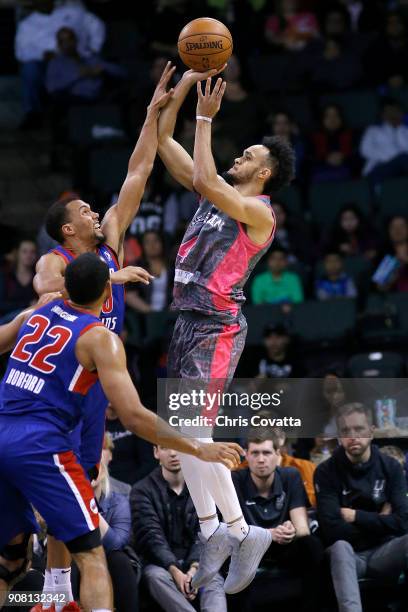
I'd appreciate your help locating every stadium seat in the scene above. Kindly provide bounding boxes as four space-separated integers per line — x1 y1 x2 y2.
103 20 143 60
273 185 302 217
387 292 408 333
347 351 405 377
292 299 356 345
361 293 404 346
319 90 380 130
378 177 408 220
68 105 125 146
88 145 132 195
247 55 289 93
284 94 314 131
309 179 372 228
242 304 285 346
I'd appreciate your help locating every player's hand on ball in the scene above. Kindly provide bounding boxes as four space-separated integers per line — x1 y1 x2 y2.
111 266 154 285
196 77 227 119
182 63 227 84
148 61 176 112
197 441 243 469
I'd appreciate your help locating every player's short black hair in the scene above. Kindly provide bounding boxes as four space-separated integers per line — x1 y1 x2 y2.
65 253 110 305
45 200 72 243
262 135 295 194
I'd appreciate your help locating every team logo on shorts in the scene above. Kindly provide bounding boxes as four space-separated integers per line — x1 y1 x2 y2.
90 498 98 514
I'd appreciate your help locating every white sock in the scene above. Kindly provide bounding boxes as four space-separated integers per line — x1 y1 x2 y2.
51 567 73 611
227 515 250 542
42 569 53 597
199 514 220 540
91 609 112 612
204 460 249 542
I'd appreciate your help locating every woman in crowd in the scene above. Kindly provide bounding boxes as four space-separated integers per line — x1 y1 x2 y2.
0 239 38 319
310 104 355 182
125 230 173 314
264 0 319 51
321 204 379 261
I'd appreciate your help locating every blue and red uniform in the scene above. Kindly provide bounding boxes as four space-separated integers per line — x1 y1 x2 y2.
51 244 124 470
0 299 104 548
168 195 275 420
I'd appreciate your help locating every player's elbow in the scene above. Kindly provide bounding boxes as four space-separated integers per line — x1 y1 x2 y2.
192 174 209 195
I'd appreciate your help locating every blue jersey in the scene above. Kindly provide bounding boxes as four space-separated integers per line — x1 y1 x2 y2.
0 299 103 433
51 243 125 469
51 244 125 334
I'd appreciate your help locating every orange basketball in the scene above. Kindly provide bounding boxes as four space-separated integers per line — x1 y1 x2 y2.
178 17 233 72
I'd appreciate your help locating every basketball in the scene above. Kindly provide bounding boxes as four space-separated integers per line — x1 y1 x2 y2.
178 17 233 72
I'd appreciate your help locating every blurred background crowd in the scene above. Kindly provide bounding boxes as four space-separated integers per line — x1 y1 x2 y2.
1 1 408 610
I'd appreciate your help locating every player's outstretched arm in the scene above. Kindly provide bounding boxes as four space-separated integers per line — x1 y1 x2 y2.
158 66 225 191
0 292 61 353
33 253 67 296
101 62 175 258
76 326 243 469
193 78 274 232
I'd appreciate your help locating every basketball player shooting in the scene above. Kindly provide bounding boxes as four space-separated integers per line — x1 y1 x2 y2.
158 69 295 593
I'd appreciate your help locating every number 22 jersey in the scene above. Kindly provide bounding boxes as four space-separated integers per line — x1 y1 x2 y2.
0 299 104 439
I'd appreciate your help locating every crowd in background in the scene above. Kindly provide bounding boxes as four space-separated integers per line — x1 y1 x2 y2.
2 1 408 610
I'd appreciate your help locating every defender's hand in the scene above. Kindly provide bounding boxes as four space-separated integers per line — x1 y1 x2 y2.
196 441 243 469
111 266 154 285
196 77 227 119
148 61 176 112
35 292 63 308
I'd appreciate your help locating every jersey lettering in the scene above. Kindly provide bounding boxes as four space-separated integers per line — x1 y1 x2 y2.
11 315 73 374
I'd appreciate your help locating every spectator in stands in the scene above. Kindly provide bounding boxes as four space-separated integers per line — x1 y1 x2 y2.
364 11 408 89
271 427 317 506
376 240 408 293
315 402 408 612
131 446 226 612
45 27 125 102
382 215 408 255
0 239 38 318
310 104 355 182
315 251 357 300
251 246 304 306
360 99 408 186
267 111 305 178
311 37 363 92
272 201 314 264
322 204 379 261
15 0 105 129
212 55 262 166
232 431 324 611
15 0 55 129
91 459 140 612
125 230 173 314
264 0 319 51
257 323 304 378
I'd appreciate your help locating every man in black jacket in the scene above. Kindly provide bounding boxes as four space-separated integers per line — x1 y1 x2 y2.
130 446 226 612
315 402 408 612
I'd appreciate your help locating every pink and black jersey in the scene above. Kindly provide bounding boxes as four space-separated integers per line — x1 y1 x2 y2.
51 244 124 334
172 195 275 323
0 299 103 432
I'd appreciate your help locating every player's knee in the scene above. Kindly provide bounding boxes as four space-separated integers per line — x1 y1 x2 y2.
0 533 32 586
71 542 107 576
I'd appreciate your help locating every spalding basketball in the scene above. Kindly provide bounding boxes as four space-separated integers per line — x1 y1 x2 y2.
178 17 233 72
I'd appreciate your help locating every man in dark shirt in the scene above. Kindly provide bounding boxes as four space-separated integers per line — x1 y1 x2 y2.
130 446 226 612
315 402 408 612
257 324 304 379
232 433 323 611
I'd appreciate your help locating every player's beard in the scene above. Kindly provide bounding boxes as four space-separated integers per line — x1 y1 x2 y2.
221 170 237 186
